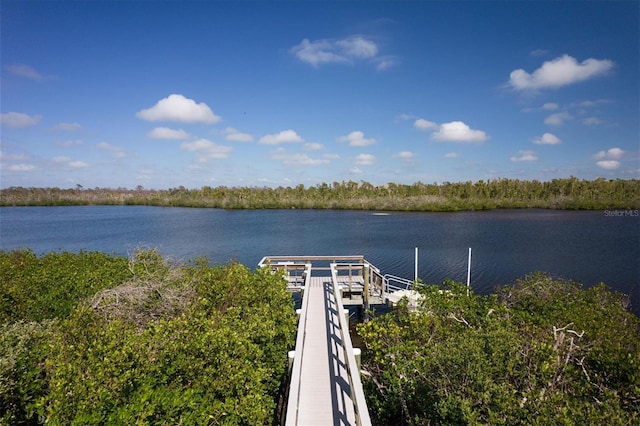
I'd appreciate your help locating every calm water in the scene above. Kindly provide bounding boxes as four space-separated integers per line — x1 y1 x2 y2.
1 206 638 312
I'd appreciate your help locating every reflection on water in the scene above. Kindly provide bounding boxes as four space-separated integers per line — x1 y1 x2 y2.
1 206 638 312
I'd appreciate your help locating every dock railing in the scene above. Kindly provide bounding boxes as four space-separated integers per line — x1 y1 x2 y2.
284 263 313 425
331 264 372 426
383 274 415 294
259 255 385 306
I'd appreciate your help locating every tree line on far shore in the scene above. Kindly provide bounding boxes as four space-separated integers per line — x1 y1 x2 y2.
1 177 638 211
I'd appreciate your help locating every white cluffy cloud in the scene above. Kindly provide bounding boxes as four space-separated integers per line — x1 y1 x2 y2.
96 142 126 158
510 150 538 162
413 119 438 130
396 151 414 159
509 55 613 91
270 148 329 166
7 164 36 172
433 121 487 143
304 142 324 151
533 133 561 145
594 147 624 170
137 94 221 124
224 127 253 142
291 35 395 70
6 64 57 81
0 112 42 128
414 118 488 143
544 111 572 126
52 122 82 131
147 127 191 140
355 153 376 166
337 131 376 147
258 129 303 145
291 36 376 66
53 156 90 169
181 138 232 161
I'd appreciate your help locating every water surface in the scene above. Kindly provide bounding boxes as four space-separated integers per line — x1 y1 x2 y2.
1 206 638 312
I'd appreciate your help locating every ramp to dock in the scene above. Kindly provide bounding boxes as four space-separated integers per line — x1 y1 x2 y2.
285 264 371 426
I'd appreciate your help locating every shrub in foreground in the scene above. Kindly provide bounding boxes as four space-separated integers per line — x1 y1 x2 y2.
0 250 297 425
358 274 640 425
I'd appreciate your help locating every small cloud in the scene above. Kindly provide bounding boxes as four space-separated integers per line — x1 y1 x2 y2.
575 99 612 108
270 148 329 166
444 152 459 158
582 117 602 126
96 142 126 158
69 160 89 169
596 160 620 170
304 142 324 151
510 150 538 162
147 127 191 140
530 49 550 57
51 122 82 131
56 139 84 148
0 112 42 128
335 36 378 59
533 133 561 145
137 94 221 124
433 121 488 143
593 147 624 161
542 103 559 110
7 163 36 172
290 35 389 69
355 153 376 166
396 151 414 159
544 112 572 125
350 166 363 174
508 54 614 91
337 130 376 147
395 113 416 122
52 156 89 169
291 38 348 67
414 118 438 131
0 151 28 161
258 129 303 145
224 127 253 142
606 147 625 160
374 56 399 71
6 64 56 81
181 138 232 161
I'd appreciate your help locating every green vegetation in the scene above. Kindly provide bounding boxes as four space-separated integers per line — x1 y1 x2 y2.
0 249 296 425
2 249 638 424
2 177 639 210
358 275 640 425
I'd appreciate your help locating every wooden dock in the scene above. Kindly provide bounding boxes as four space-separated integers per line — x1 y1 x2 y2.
259 255 420 425
260 257 375 425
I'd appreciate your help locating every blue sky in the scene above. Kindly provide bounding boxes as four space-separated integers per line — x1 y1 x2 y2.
1 1 638 189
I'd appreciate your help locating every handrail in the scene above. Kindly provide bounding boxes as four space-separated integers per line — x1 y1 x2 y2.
383 274 414 293
284 263 313 425
259 255 365 268
331 264 372 426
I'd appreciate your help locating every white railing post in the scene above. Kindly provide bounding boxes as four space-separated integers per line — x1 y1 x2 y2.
415 246 418 283
467 247 472 297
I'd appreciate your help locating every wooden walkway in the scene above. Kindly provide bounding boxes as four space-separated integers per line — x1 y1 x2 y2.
285 265 371 426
